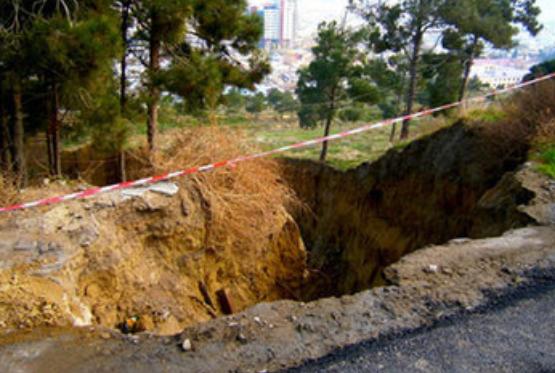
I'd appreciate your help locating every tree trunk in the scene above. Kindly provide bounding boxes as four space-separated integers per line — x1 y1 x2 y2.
400 29 423 140
119 0 130 182
389 82 406 142
147 14 161 153
120 0 129 112
12 76 27 188
320 114 333 162
458 37 479 102
48 85 62 177
0 82 12 172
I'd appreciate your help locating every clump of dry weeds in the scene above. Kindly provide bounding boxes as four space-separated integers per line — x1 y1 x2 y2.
134 126 298 247
474 81 555 163
0 174 18 207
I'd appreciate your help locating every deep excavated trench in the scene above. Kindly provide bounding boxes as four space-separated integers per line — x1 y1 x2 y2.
0 120 541 336
287 121 535 300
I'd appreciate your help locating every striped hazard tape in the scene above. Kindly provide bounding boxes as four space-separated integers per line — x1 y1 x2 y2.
1 72 554 213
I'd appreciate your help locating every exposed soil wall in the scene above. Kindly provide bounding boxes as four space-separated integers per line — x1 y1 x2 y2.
0 181 307 335
284 122 537 299
0 120 548 336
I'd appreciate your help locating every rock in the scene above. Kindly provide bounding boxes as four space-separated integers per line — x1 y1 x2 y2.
48 242 62 252
441 267 454 276
424 264 439 274
94 196 116 209
181 200 190 217
121 187 149 199
149 182 179 197
253 316 262 325
37 242 50 255
449 238 471 245
14 241 36 252
216 288 236 315
100 332 111 340
133 194 170 212
78 227 99 248
237 333 248 344
181 338 192 351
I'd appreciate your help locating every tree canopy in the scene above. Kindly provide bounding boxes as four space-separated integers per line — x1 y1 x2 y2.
296 21 378 161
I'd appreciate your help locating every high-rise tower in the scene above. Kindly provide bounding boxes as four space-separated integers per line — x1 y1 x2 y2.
280 0 298 48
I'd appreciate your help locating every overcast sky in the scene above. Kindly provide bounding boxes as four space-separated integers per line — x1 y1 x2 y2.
250 0 555 38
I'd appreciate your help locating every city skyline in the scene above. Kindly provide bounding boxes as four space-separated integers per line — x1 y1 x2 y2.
249 0 555 42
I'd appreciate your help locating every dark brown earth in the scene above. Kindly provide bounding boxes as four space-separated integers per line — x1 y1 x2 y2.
1 226 555 372
0 122 554 372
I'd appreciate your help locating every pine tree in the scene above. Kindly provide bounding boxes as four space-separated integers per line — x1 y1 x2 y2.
351 0 444 139
441 0 542 100
24 5 121 177
296 22 377 162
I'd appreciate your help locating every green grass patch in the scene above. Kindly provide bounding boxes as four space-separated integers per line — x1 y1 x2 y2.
463 107 506 124
537 145 555 179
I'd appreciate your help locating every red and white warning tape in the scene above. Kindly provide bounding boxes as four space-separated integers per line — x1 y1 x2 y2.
1 72 554 213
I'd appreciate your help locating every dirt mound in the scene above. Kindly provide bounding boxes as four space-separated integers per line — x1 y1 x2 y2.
0 127 307 335
0 182 306 335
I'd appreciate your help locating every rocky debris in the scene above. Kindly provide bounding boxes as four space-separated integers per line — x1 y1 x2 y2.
149 182 179 196
1 226 554 373
423 264 439 274
181 338 192 351
120 182 179 199
0 177 307 335
284 122 542 300
13 241 37 252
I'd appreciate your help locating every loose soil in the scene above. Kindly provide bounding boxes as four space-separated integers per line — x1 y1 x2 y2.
0 120 554 372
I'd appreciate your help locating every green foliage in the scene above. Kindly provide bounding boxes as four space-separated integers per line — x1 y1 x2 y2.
524 59 555 81
365 57 407 118
150 0 270 115
537 145 555 179
266 89 299 116
161 51 224 113
223 88 247 113
246 93 266 116
421 53 464 108
464 107 507 123
87 91 130 154
440 0 542 98
296 21 375 129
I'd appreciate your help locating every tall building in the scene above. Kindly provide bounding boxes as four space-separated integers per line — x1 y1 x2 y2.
254 0 299 49
263 3 281 49
280 0 299 48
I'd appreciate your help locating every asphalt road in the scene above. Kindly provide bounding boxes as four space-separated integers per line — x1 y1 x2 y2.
288 282 555 373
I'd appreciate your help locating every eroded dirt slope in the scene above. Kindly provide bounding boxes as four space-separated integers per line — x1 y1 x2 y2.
285 122 549 298
0 181 307 335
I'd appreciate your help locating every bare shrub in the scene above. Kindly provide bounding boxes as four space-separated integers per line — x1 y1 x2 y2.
474 81 555 165
0 174 18 208
132 126 298 247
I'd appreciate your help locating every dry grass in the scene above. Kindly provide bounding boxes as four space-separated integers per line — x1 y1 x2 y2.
474 81 555 163
0 174 18 207
132 126 299 247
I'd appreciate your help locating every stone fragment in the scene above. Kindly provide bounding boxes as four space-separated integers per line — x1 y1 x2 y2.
121 187 149 198
14 241 36 252
78 227 99 248
149 182 179 197
237 333 248 344
449 238 471 245
216 288 236 315
424 264 439 274
181 338 192 351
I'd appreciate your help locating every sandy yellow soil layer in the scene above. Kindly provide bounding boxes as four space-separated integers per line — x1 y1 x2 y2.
0 181 307 335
